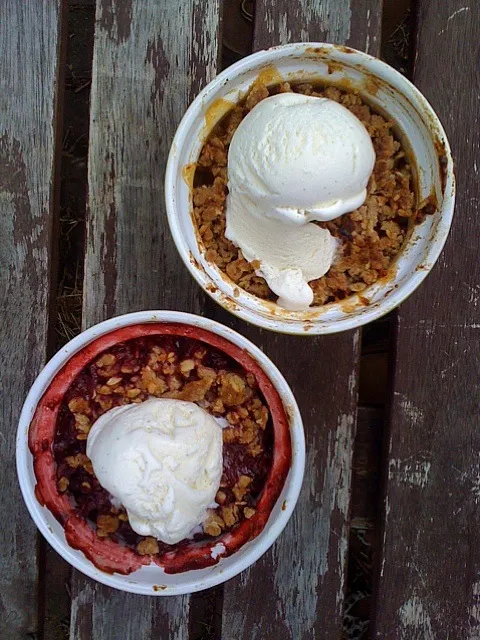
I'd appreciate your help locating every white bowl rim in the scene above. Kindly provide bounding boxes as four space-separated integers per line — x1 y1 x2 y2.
16 310 305 595
165 41 456 335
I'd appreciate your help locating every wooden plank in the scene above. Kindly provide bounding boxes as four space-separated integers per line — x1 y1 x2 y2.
372 1 480 637
254 0 382 55
69 1 220 638
220 2 382 638
0 1 64 638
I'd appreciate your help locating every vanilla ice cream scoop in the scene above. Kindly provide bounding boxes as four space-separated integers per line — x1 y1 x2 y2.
227 92 375 222
86 398 223 545
225 92 376 310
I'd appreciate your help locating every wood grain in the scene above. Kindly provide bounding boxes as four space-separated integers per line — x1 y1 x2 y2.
0 1 64 638
372 1 480 637
254 0 382 54
220 1 382 637
70 0 220 638
83 0 220 325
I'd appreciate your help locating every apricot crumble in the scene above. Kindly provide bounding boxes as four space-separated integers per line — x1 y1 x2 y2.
193 80 427 306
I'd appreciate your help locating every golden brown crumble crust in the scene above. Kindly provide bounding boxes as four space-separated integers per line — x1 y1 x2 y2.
193 81 422 305
58 342 269 548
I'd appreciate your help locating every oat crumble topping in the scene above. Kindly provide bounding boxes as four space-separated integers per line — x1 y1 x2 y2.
53 336 273 556
193 80 424 305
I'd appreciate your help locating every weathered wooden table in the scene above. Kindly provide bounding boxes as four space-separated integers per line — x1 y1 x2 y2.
2 0 479 638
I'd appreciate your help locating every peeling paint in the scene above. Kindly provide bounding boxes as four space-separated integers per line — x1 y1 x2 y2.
438 5 470 36
448 6 470 21
365 9 371 53
468 581 480 639
380 496 390 577
389 458 431 488
398 595 434 640
459 456 480 504
271 413 354 637
399 396 425 427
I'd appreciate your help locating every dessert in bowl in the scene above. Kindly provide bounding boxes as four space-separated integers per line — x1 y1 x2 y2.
166 43 455 334
17 311 304 595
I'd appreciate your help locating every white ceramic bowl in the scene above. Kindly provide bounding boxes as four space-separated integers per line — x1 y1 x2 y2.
165 42 455 334
17 311 305 595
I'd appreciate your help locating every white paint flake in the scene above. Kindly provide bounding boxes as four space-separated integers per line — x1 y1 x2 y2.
448 6 470 21
471 473 480 504
389 458 431 488
398 595 434 640
399 397 425 427
468 581 480 639
380 496 389 577
365 9 371 53
459 455 480 504
348 369 357 396
438 6 470 35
